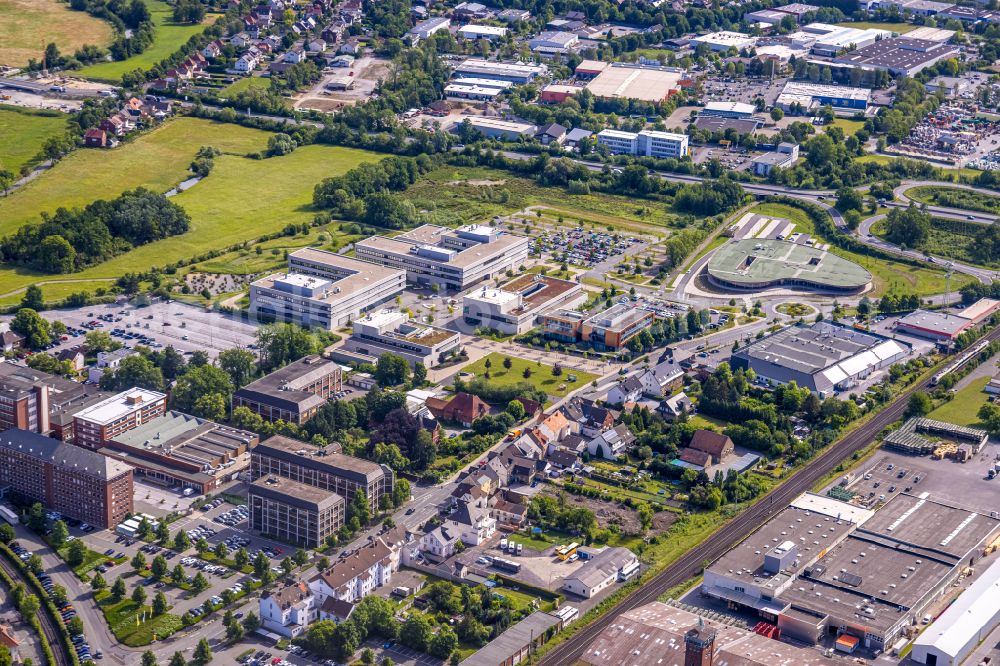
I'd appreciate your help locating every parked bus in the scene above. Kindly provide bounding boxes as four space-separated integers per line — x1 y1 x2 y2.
557 542 579 560
0 505 18 525
492 557 521 574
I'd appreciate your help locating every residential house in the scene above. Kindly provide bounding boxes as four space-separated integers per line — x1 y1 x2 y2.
339 38 362 55
659 392 694 421
285 46 307 63
586 424 635 460
536 122 568 145
265 34 284 50
450 499 497 545
308 38 328 52
493 499 527 527
236 52 260 72
308 535 398 614
606 377 643 406
547 448 580 471
259 581 316 638
425 392 489 427
232 31 252 47
84 128 107 148
639 360 684 398
686 430 734 466
421 523 461 559
561 397 617 437
516 397 543 422
99 116 126 137
536 411 572 446
55 346 86 372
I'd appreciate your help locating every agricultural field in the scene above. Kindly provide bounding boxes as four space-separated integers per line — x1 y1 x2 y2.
76 0 215 81
750 203 976 297
0 117 380 298
0 0 113 67
460 352 599 399
0 105 67 173
905 186 1000 214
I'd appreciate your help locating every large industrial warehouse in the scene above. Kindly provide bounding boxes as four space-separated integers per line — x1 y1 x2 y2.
729 321 910 396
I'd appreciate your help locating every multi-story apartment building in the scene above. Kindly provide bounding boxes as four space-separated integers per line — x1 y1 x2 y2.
354 224 530 291
342 310 461 368
462 274 586 335
249 475 345 548
73 388 167 450
596 129 689 159
0 363 108 443
249 249 405 330
232 355 341 425
308 536 398 607
259 582 316 638
543 303 655 351
0 428 134 528
250 435 393 513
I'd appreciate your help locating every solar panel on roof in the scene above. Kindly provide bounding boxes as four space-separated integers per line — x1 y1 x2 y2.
840 572 862 587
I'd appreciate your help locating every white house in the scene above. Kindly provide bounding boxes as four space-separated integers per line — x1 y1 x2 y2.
640 360 684 398
421 523 462 559
284 46 307 63
606 377 643 406
88 348 138 383
308 536 398 613
562 547 639 599
308 38 328 52
586 424 635 460
235 53 259 72
232 32 252 47
259 581 316 638
450 499 497 546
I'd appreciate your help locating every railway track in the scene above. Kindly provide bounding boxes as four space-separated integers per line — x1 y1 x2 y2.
539 325 1000 666
0 550 73 666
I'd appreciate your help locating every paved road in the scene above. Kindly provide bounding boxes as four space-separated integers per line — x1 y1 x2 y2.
538 322 1000 666
893 181 1000 224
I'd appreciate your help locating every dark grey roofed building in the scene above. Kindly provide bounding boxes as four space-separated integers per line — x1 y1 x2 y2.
232 355 342 425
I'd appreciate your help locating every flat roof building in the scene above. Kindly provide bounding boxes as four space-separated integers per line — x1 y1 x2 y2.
250 434 392 513
774 2 820 19
233 355 342 425
444 83 504 101
596 129 688 159
746 9 791 25
462 274 586 334
701 101 756 118
73 388 168 450
342 309 461 368
0 428 133 528
249 475 345 549
730 321 909 397
706 237 870 292
832 37 960 76
355 224 530 291
806 24 894 55
406 16 450 43
529 31 579 53
99 411 258 494
776 81 871 111
452 58 548 83
956 297 1000 324
894 309 973 341
0 363 108 444
584 63 684 103
691 31 756 51
458 24 507 40
543 303 655 352
459 117 538 140
249 249 406 330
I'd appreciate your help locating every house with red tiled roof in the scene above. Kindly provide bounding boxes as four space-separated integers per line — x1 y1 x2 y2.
84 128 107 148
425 392 489 427
688 430 734 465
307 535 399 614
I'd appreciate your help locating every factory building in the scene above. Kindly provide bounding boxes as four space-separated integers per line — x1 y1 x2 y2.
776 81 871 112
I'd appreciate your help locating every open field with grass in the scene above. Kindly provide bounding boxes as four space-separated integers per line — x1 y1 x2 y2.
750 203 975 297
0 117 381 296
871 216 997 269
830 117 865 136
76 0 214 81
0 105 67 172
0 0 113 66
0 117 269 232
928 376 991 426
836 21 915 33
461 352 598 398
95 592 184 646
408 166 678 235
905 186 1000 214
221 75 271 96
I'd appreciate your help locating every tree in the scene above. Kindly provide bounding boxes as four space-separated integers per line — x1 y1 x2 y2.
506 399 525 420
111 577 127 601
241 611 260 633
102 355 165 392
233 547 250 570
253 551 270 579
191 572 209 594
21 285 44 311
153 591 169 615
218 348 257 388
293 549 308 567
50 520 68 548
0 524 12 545
409 428 437 471
67 616 84 636
17 592 39 619
171 564 186 585
374 352 411 387
637 503 654 532
174 530 191 552
267 133 296 156
142 651 158 666
172 365 234 414
214 542 229 560
906 391 933 418
411 362 427 387
132 585 147 605
226 620 244 642
85 330 118 353
193 638 213 665
66 539 87 567
11 309 50 349
131 551 146 571
27 503 47 532
770 107 784 122
429 626 458 660
835 186 864 213
523 367 532 379
362 648 375 664
169 652 186 666
885 206 931 249
151 554 168 579
399 614 433 651
91 572 107 592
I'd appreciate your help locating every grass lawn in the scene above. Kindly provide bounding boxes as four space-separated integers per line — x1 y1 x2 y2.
0 117 381 297
836 21 915 33
76 0 215 81
221 76 272 96
0 105 67 172
0 279 116 307
905 186 1000 214
460 352 599 399
750 203 975 298
0 0 113 67
95 593 184 646
928 376 991 426
57 543 121 579
830 118 865 136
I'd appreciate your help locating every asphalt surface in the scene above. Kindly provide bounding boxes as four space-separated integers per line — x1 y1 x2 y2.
537 322 1000 666
0 546 73 666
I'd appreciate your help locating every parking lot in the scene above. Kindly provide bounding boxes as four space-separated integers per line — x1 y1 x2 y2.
36 299 260 359
531 226 646 269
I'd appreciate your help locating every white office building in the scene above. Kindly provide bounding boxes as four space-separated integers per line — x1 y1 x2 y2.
462 274 586 334
597 129 688 158
407 16 450 43
355 224 530 291
249 249 405 330
458 24 508 40
343 310 461 368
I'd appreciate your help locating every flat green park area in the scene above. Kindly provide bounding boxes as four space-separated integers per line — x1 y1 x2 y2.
76 0 215 81
928 376 991 427
0 105 67 172
0 116 380 299
461 352 599 399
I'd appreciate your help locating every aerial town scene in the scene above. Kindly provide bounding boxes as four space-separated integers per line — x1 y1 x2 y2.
3 0 1000 664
